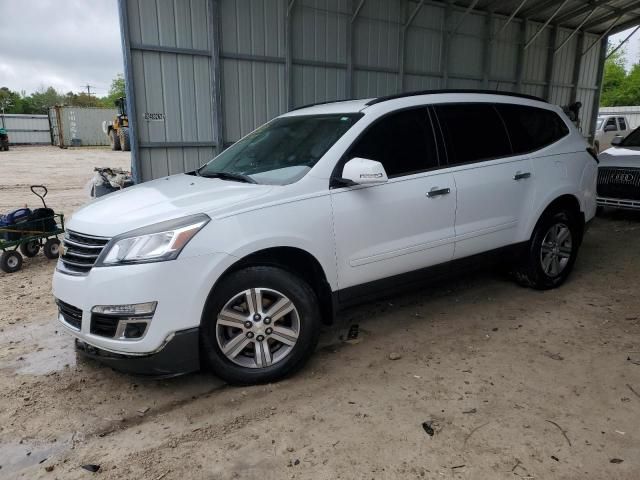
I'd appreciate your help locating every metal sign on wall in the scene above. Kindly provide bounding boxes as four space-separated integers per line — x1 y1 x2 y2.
119 0 608 183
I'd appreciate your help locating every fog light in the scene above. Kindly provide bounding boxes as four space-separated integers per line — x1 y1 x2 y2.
123 322 149 339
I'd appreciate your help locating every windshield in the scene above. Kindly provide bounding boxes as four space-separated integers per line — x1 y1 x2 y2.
621 127 640 147
596 118 604 130
198 114 361 185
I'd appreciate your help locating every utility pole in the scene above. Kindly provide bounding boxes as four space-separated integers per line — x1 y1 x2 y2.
80 84 95 106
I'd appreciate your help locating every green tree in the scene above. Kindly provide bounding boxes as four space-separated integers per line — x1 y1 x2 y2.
600 49 627 107
105 73 126 106
0 87 22 113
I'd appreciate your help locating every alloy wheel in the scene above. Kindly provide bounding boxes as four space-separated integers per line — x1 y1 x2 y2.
539 222 572 277
216 288 300 369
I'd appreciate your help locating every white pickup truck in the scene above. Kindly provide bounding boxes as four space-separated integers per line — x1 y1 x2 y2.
594 115 631 153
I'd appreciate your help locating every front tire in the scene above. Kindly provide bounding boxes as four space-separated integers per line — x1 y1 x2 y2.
109 129 121 151
119 127 130 152
200 266 321 385
513 210 580 290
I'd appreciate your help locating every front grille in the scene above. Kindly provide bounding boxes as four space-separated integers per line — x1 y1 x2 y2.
90 314 119 338
597 167 640 201
59 230 110 275
57 300 82 330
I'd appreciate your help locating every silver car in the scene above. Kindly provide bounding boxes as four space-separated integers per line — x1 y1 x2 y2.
597 127 640 211
594 115 631 153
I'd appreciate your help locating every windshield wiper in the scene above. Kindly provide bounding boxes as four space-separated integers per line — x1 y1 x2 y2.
199 171 257 184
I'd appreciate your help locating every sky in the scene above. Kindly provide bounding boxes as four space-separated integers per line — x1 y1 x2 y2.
0 1 638 96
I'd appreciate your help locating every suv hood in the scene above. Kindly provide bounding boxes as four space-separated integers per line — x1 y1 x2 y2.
68 174 273 237
599 146 640 168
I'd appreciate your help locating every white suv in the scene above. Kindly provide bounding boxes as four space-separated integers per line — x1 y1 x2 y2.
53 91 597 384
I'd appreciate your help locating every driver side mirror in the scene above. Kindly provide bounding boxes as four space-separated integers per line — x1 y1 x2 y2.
604 124 617 132
340 157 388 186
611 136 624 146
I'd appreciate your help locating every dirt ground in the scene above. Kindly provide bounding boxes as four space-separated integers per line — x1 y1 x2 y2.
0 146 639 480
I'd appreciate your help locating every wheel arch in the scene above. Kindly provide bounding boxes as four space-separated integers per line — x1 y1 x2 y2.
530 193 585 244
204 246 336 326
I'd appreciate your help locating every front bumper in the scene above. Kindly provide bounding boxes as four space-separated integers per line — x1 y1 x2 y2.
52 251 235 355
75 327 200 376
597 196 640 211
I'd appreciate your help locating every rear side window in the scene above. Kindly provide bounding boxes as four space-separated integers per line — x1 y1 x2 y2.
495 104 569 154
348 108 439 177
434 104 511 165
618 117 627 130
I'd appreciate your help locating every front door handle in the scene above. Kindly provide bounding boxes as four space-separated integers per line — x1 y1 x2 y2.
427 187 451 198
514 172 531 181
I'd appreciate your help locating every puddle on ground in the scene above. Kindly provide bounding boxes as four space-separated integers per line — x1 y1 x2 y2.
0 436 69 476
0 318 77 375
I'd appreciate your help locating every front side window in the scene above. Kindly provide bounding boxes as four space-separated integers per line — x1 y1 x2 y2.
621 127 640 147
434 103 511 165
198 114 361 185
496 104 569 154
618 117 627 130
606 117 617 130
348 108 439 177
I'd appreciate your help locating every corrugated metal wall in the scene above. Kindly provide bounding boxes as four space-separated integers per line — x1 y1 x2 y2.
0 114 50 145
119 0 607 182
48 107 118 147
599 106 640 129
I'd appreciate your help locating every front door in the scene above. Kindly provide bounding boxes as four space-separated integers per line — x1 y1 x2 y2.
330 107 456 295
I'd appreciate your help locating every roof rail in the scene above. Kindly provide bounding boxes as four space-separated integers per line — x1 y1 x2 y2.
289 99 359 112
364 89 546 106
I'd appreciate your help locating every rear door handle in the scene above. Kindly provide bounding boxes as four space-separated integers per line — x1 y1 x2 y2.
427 187 451 198
514 172 531 181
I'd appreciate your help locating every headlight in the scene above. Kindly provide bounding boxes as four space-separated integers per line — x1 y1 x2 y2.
97 214 210 266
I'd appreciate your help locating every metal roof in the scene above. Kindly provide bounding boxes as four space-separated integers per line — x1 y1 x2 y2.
449 0 640 35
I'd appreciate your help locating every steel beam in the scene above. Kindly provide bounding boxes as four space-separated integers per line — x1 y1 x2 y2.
609 15 640 35
543 25 558 101
351 0 365 23
570 31 585 104
519 0 560 19
554 7 599 55
496 0 528 38
588 35 608 145
524 0 570 50
209 0 224 155
399 0 424 91
582 14 623 56
285 0 296 110
515 19 527 93
117 0 140 182
606 24 640 60
582 1 640 31
482 10 494 88
450 0 480 36
441 0 453 88
554 0 612 26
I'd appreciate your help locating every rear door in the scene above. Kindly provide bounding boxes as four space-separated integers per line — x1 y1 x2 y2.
433 103 535 259
330 107 456 294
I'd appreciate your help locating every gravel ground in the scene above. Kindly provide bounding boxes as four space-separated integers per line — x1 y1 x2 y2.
0 146 639 479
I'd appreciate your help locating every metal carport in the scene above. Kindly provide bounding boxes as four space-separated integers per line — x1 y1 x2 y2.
117 0 640 182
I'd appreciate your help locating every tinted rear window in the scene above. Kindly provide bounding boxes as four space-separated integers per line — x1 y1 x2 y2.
495 104 569 154
434 103 511 165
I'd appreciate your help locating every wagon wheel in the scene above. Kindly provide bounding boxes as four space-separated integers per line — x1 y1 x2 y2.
1 250 23 273
19 240 41 258
43 238 61 259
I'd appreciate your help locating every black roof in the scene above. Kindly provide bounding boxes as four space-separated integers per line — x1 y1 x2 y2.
364 89 546 106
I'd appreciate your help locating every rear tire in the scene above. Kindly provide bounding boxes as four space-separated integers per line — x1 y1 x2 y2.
200 266 321 385
109 129 121 151
19 240 40 258
43 238 61 259
512 210 580 290
1 251 23 273
119 127 130 152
